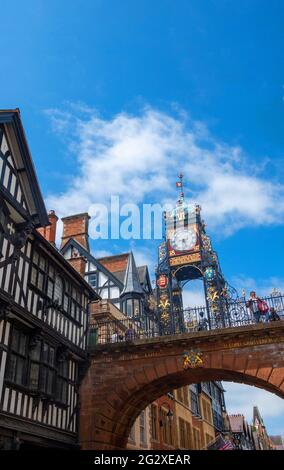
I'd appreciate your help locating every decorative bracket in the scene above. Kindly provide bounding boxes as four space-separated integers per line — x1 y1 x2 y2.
29 328 42 350
56 345 70 363
0 218 34 269
0 299 12 320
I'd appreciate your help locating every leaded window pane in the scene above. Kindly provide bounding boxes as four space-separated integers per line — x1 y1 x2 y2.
38 272 44 290
18 334 27 355
33 251 39 264
30 363 40 389
76 306 81 323
11 330 19 350
15 357 25 384
49 347 55 366
41 366 48 392
54 276 63 304
42 343 49 363
39 256 45 270
30 342 41 361
64 293 69 311
71 301 76 318
62 381 67 403
49 265 55 279
31 267 37 285
134 299 140 316
7 355 17 381
56 360 69 404
47 370 54 394
126 299 132 317
47 279 54 298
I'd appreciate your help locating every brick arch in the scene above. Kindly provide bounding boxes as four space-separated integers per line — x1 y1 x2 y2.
80 322 284 449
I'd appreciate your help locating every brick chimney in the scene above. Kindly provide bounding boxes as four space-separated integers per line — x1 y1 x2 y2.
61 213 90 251
37 210 58 246
67 256 87 277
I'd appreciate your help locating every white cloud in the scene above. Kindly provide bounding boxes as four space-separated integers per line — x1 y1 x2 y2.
230 275 284 297
45 105 284 238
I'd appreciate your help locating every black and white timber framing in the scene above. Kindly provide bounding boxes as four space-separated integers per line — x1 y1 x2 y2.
61 238 153 316
0 110 98 450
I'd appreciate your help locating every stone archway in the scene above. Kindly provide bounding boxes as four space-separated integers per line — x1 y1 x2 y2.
79 322 284 449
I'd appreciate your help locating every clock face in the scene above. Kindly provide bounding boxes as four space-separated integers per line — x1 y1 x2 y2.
170 227 197 252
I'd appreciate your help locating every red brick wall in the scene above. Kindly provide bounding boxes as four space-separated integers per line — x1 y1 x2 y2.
37 210 58 245
99 253 129 273
79 323 284 450
67 256 86 277
61 213 90 250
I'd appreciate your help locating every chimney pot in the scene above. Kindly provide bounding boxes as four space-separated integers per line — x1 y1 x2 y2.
37 209 58 246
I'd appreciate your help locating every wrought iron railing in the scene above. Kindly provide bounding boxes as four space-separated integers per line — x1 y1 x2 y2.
88 294 284 346
183 294 284 332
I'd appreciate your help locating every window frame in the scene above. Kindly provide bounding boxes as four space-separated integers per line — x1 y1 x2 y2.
55 359 69 405
6 326 28 387
29 246 84 326
139 410 147 446
151 404 158 441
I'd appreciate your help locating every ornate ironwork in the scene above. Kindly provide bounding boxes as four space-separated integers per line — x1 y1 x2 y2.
88 293 284 346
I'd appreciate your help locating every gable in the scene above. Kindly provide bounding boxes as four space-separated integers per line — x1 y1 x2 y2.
61 238 124 289
0 126 29 217
0 110 48 227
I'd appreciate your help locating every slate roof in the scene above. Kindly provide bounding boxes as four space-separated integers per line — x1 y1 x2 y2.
112 265 148 285
120 251 144 296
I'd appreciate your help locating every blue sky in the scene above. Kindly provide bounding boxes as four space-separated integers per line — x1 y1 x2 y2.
1 0 284 436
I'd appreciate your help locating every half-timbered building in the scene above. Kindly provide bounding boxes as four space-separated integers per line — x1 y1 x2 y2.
0 110 97 449
60 220 154 323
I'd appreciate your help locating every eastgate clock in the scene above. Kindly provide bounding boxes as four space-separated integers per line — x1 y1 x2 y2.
170 227 197 252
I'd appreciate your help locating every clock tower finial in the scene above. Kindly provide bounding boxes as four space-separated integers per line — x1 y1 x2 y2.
176 173 184 205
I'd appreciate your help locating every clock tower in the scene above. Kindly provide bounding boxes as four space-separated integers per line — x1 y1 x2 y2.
156 174 232 334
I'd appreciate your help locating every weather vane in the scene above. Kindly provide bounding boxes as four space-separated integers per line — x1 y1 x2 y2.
176 173 185 204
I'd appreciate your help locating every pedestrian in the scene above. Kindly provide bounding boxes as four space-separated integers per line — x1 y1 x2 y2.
257 298 270 322
246 291 261 323
198 311 208 331
269 307 281 322
111 329 119 343
125 323 135 342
